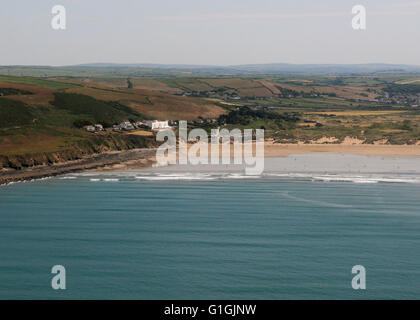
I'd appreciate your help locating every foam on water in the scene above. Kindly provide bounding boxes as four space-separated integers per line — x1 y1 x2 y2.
136 174 216 181
78 172 420 184
52 154 420 184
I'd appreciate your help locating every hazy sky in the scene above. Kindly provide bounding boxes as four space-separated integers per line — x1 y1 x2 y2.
1 0 419 66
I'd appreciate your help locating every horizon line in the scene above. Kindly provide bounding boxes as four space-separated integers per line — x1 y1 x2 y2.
2 62 420 68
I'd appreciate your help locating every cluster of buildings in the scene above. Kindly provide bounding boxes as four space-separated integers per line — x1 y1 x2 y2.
83 120 171 133
192 118 218 125
82 124 104 133
82 117 222 133
180 91 241 101
378 92 420 108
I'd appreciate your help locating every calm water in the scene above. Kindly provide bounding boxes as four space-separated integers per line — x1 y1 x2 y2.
1 171 420 299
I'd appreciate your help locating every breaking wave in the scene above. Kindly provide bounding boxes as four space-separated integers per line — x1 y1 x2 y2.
71 172 420 184
134 172 420 184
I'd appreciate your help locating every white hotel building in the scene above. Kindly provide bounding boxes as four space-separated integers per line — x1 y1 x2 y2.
146 120 171 130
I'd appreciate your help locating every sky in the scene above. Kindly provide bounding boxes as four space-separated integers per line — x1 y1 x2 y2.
1 0 419 66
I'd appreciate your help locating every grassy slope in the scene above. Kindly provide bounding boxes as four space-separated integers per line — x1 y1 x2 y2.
0 79 153 162
65 86 225 120
50 92 143 124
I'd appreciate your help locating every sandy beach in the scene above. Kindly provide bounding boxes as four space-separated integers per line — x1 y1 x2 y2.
182 141 420 158
3 141 420 185
263 142 420 158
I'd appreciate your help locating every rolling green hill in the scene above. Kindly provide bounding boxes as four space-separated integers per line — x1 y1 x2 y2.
50 92 143 125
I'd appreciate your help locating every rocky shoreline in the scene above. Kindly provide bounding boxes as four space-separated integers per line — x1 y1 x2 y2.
0 148 157 185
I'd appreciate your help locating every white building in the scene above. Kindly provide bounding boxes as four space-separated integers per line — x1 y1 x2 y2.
94 124 104 131
146 120 170 130
83 125 96 133
119 121 134 131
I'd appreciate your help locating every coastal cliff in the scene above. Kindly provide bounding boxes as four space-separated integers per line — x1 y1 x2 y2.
0 133 156 170
0 133 157 184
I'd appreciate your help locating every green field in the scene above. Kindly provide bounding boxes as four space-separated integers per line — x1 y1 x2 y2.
0 75 78 90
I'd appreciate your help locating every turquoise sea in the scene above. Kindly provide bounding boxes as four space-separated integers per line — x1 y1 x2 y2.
1 161 420 299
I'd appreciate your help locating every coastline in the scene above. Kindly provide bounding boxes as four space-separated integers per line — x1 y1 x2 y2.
2 142 420 185
0 148 156 185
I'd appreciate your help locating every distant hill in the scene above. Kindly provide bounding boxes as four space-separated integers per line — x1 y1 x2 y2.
228 63 420 75
1 63 420 77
